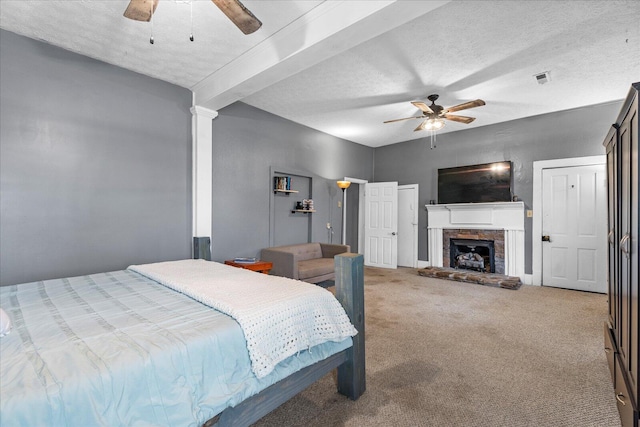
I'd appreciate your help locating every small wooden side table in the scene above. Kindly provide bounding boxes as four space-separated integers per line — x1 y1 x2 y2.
224 260 273 274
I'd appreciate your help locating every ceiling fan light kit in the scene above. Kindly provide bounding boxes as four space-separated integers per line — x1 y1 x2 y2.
423 118 445 131
384 94 486 149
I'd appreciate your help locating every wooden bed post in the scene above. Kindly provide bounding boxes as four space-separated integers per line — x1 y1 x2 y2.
335 253 366 400
193 236 212 261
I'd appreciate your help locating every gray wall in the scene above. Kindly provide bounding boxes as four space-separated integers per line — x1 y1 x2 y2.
373 101 622 273
0 29 192 286
210 102 373 261
0 28 625 283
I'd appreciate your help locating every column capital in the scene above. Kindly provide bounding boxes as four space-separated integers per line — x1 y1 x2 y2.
190 106 218 120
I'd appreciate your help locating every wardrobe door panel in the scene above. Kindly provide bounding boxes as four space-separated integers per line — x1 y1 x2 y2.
627 100 638 394
621 118 632 372
607 127 620 333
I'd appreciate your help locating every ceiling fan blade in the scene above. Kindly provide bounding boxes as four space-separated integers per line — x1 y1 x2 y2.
414 121 427 132
411 101 434 114
383 116 424 124
212 0 262 34
123 0 159 22
443 114 476 124
445 99 485 113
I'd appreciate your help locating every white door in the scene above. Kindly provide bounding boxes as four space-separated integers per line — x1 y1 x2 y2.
398 185 419 268
364 182 398 268
541 164 607 292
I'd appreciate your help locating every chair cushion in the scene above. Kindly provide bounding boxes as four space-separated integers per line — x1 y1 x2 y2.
298 258 334 280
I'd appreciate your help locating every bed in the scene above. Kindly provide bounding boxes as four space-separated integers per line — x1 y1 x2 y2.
0 255 365 426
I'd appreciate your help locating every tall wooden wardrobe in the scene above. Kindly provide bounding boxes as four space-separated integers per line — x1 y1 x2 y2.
605 82 639 427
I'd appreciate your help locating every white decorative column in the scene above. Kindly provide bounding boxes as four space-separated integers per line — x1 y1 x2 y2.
190 106 218 257
427 227 444 267
504 229 525 279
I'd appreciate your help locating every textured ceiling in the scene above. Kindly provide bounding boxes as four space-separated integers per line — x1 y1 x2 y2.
1 1 639 147
0 0 321 88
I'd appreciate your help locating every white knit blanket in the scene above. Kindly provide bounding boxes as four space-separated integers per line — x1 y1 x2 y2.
128 259 357 379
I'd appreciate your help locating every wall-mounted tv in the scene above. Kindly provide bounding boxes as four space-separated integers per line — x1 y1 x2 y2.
437 161 513 204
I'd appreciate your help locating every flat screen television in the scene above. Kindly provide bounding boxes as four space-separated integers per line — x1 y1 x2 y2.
437 161 513 204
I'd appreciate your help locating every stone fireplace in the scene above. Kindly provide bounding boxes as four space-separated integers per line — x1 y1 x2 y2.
426 202 525 280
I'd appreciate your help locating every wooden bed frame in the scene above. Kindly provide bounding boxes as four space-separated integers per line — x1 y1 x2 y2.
205 253 366 427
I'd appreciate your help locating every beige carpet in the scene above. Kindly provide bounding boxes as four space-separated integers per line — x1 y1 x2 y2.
254 267 621 427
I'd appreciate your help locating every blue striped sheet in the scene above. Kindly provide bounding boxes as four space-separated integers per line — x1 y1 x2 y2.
0 269 351 427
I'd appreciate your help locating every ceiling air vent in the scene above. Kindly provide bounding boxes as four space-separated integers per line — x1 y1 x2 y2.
534 71 551 85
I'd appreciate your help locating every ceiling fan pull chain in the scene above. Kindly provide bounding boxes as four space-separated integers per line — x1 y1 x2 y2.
190 0 194 42
149 0 154 44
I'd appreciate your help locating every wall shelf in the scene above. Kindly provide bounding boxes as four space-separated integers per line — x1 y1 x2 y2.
274 189 299 194
291 209 315 214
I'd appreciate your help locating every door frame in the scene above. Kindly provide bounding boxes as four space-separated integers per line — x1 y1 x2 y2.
532 155 606 286
344 177 368 254
398 184 419 268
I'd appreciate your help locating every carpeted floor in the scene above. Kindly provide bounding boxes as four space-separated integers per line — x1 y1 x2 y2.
254 266 621 427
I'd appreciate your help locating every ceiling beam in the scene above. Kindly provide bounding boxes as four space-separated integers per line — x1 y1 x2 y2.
192 0 450 110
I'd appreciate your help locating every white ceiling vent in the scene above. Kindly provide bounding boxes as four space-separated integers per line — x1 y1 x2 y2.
534 71 551 85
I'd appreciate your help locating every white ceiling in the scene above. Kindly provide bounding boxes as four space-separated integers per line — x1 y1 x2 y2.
1 0 639 147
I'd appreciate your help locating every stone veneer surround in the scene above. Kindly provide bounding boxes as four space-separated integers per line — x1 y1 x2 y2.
426 202 525 280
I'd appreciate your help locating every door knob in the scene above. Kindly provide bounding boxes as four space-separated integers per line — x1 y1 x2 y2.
391 232 397 236
542 235 551 242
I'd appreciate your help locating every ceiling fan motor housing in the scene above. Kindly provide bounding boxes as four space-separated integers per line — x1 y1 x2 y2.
427 94 444 116
430 105 444 116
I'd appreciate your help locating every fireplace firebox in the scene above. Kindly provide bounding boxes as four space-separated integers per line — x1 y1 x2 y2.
449 238 495 273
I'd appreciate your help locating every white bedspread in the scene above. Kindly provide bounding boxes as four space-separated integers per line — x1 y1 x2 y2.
129 259 357 378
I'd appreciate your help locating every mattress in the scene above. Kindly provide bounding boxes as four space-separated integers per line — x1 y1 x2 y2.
0 268 352 427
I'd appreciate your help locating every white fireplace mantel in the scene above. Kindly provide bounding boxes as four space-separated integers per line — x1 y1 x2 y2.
426 202 525 280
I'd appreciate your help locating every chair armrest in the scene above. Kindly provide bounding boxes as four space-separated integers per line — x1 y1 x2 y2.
260 248 298 279
320 243 350 259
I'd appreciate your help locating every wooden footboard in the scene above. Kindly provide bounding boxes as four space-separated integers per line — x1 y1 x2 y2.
207 253 365 427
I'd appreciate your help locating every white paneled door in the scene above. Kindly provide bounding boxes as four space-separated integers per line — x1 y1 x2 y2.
542 164 607 292
364 182 398 269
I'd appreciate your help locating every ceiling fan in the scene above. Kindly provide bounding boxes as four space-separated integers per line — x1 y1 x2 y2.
124 0 262 35
384 94 486 132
